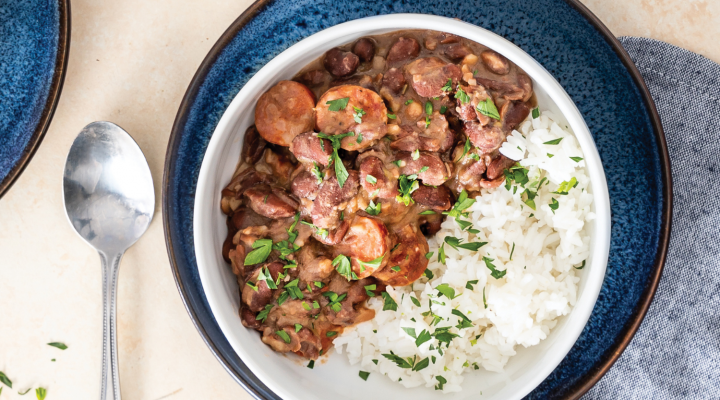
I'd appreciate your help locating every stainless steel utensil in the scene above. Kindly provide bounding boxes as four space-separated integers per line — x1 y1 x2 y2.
63 121 155 400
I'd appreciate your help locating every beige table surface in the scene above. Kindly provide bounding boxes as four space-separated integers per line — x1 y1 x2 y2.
1 0 717 398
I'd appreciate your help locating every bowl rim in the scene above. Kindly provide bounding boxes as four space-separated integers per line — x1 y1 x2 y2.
0 0 71 200
162 2 672 399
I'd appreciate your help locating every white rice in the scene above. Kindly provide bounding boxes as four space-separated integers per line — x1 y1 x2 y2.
334 110 594 392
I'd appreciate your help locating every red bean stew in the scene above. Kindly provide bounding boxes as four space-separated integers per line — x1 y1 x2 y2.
220 30 536 359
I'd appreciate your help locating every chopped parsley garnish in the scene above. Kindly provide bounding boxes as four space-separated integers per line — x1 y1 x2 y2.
365 199 382 215
413 357 430 371
483 287 488 308
301 301 311 311
404 99 414 105
416 329 432 346
452 309 474 329
443 189 475 219
575 260 586 270
483 256 507 279
553 177 578 195
475 97 500 120
419 210 435 215
307 360 315 369
441 78 452 92
294 323 303 333
326 97 350 111
387 113 397 119
544 137 564 145
396 174 420 206
470 153 480 161
257 266 278 289
382 352 413 369
435 375 447 390
317 131 355 187
532 107 540 119
256 304 274 322
301 220 329 240
18 388 30 395
352 106 366 123
503 164 530 190
570 156 584 162
411 148 420 160
510 242 516 260
326 331 338 337
392 159 403 167
456 136 471 162
432 326 459 347
310 162 324 184
276 330 291 344
402 327 417 338
359 371 370 381
0 371 12 388
444 236 487 252
438 243 446 264
332 254 355 281
47 342 67 350
364 284 376 297
356 132 363 143
435 283 457 299
411 296 421 306
323 291 347 312
425 101 433 115
455 219 472 231
372 359 378 365
465 280 478 290
440 105 447 113
425 252 434 261
36 388 47 400
357 255 384 272
424 115 431 128
381 292 398 311
284 279 304 299
314 281 324 288
549 197 559 213
391 266 401 272
455 86 470 104
277 290 289 305
365 174 377 184
547 153 554 158
244 238 273 265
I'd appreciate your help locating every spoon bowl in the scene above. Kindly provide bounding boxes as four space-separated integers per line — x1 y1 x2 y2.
63 121 154 400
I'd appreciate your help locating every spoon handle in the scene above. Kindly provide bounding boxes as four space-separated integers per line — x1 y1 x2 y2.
99 251 124 400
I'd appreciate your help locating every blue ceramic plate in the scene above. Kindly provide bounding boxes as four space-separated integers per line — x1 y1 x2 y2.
162 1 671 398
0 0 70 199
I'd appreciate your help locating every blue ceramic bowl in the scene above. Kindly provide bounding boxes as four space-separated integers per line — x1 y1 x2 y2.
0 0 70 198
162 1 671 398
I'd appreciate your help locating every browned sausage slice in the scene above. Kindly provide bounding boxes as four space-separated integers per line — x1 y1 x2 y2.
315 85 388 150
311 170 360 229
411 184 453 211
333 216 391 279
290 170 321 200
373 225 428 287
405 57 462 98
391 113 454 153
255 80 315 146
386 37 420 62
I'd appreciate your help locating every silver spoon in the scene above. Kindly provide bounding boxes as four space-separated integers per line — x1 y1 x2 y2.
63 121 155 400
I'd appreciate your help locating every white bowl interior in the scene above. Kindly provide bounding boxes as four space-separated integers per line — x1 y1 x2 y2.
194 14 611 400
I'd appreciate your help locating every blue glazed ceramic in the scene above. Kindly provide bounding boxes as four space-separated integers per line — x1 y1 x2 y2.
163 1 671 399
0 0 70 198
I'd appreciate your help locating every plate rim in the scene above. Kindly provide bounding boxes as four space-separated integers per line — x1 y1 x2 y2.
0 0 72 199
161 1 673 398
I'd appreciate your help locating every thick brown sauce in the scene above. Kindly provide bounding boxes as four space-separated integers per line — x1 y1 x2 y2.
220 29 535 360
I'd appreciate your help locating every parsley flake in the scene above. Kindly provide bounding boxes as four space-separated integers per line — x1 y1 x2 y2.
326 97 350 111
475 97 500 120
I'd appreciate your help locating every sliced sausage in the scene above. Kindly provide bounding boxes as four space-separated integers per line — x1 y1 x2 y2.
359 156 399 199
405 57 462 98
411 184 453 211
382 68 406 93
255 80 315 146
481 50 510 75
315 85 388 150
373 225 428 287
294 328 322 359
476 75 533 102
244 184 299 219
390 113 454 153
465 122 506 154
242 268 273 312
323 47 360 77
386 37 420 62
289 131 332 166
396 151 452 186
311 170 360 229
333 216 391 279
352 38 375 62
